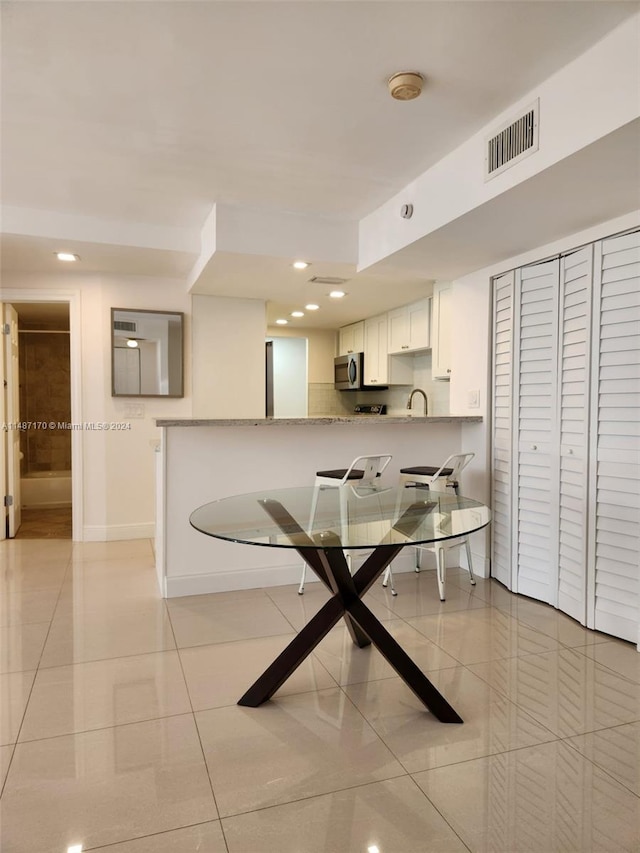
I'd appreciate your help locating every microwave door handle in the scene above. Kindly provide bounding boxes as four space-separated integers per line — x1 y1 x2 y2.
348 357 357 385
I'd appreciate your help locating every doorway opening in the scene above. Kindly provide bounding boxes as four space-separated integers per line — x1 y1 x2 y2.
265 337 308 418
11 302 72 539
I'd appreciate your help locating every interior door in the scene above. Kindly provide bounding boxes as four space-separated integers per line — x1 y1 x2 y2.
588 230 640 643
0 305 6 541
514 259 559 603
556 246 593 623
3 304 21 537
491 271 515 588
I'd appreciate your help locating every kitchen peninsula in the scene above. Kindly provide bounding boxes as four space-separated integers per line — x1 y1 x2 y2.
155 415 483 598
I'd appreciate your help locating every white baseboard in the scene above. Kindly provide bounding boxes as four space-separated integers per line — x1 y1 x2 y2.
165 565 307 598
83 523 155 542
164 550 429 598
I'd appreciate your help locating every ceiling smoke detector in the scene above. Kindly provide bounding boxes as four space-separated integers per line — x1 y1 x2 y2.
387 71 424 101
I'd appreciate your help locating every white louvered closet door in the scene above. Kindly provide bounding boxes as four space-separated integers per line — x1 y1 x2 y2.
491 271 515 588
588 231 640 643
556 246 593 622
514 259 559 601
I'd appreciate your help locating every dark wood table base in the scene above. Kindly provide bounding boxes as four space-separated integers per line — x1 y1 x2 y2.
238 499 463 724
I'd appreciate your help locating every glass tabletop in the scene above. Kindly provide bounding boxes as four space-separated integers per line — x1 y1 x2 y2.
190 485 491 550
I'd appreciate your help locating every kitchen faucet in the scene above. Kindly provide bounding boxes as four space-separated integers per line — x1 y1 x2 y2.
407 388 428 416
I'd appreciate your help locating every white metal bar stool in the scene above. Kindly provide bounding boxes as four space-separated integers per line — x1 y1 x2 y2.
381 452 476 601
299 454 394 595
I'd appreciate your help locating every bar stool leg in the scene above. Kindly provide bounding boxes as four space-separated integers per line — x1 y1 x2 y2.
299 483 322 594
381 564 397 595
464 537 476 585
436 544 446 601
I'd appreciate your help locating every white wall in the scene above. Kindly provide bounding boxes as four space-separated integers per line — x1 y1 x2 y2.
269 337 308 418
359 12 640 269
1 272 192 540
192 294 266 418
266 325 337 383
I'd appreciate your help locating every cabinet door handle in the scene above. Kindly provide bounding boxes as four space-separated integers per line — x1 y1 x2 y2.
347 349 353 354
401 345 409 349
531 444 538 450
370 379 377 383
446 368 451 373
568 449 574 455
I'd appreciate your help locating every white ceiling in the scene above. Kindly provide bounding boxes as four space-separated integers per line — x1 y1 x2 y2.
1 1 638 328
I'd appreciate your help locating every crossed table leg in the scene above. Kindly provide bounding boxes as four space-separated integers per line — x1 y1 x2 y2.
237 498 463 723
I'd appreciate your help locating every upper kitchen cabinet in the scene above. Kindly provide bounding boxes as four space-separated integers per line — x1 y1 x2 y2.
431 282 452 380
363 314 388 384
338 321 365 355
363 314 413 386
388 298 431 354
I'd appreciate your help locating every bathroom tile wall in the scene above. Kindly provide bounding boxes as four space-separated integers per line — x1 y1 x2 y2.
19 332 72 474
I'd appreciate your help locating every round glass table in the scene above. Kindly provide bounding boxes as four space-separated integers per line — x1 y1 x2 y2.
190 484 490 723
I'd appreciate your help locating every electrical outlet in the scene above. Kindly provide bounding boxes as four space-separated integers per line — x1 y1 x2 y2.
467 389 480 409
124 403 145 418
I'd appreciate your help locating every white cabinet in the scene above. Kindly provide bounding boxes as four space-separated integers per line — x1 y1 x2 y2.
490 229 640 644
431 283 452 379
364 314 413 386
363 314 388 385
387 298 430 353
338 321 364 355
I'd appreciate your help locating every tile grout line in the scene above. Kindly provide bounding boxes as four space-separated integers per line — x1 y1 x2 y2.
165 597 232 853
405 772 474 853
0 547 73 799
561 728 640 801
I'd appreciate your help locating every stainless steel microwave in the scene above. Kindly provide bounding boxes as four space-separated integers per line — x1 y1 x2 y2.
334 353 387 391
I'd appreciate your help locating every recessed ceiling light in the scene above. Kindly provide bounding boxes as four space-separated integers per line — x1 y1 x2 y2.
275 318 288 325
126 339 139 348
67 845 83 853
329 291 346 299
293 261 309 270
291 311 304 318
56 252 80 262
305 304 319 311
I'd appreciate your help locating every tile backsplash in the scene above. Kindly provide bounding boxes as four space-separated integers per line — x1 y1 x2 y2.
307 384 354 416
308 352 450 417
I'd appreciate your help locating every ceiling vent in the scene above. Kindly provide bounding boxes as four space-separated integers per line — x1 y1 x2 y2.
485 99 539 181
113 320 137 332
308 276 349 286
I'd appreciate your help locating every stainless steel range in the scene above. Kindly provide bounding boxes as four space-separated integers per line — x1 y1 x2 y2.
353 404 387 415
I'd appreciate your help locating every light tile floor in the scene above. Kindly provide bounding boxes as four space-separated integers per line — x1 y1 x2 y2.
0 539 638 852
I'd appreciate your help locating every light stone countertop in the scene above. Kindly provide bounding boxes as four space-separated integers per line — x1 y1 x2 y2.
156 415 483 427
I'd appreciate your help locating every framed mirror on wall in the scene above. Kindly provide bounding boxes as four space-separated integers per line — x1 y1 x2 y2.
111 308 184 397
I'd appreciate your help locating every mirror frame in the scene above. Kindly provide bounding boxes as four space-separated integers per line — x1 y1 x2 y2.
111 308 184 398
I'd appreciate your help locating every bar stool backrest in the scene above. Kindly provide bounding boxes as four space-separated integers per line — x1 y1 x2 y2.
429 452 475 492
